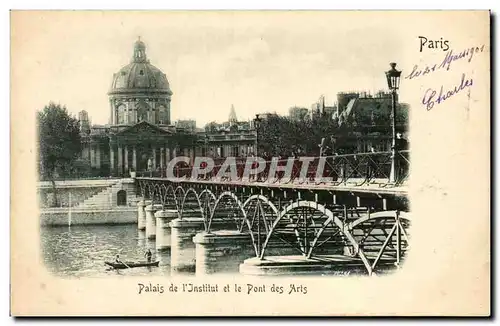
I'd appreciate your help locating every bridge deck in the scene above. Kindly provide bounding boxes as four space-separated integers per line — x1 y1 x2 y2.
136 177 408 196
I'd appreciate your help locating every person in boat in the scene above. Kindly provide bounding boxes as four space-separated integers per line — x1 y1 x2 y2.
115 254 122 264
144 249 152 263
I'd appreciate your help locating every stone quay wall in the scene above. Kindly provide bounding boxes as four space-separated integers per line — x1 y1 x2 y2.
40 207 137 226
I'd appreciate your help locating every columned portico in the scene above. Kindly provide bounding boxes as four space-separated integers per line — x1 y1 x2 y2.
133 147 137 170
189 147 194 162
109 145 115 175
152 146 157 169
106 121 196 176
124 146 129 173
117 144 123 176
89 145 95 168
96 146 101 169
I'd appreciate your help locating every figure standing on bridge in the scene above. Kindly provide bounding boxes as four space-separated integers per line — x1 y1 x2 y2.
366 146 377 182
319 138 327 157
394 133 409 182
147 157 153 177
396 133 408 151
147 157 153 171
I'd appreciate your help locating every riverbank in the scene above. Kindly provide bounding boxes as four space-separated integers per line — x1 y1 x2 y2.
40 207 137 226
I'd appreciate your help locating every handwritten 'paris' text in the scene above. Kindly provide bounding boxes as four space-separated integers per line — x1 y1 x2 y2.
421 73 473 111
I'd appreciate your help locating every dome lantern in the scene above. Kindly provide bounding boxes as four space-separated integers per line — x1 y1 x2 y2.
132 36 149 63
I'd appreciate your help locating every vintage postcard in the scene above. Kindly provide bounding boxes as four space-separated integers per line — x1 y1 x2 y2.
10 10 490 316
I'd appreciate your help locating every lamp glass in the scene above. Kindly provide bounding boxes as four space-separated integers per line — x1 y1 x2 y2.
385 63 402 90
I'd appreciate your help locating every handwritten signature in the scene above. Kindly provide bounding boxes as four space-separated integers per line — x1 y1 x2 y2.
421 73 473 110
406 45 485 80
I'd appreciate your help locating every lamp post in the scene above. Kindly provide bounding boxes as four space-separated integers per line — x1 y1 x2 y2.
319 137 326 157
385 62 402 183
254 114 262 156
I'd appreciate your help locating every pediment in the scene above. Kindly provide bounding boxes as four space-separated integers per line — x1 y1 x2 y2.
117 121 171 137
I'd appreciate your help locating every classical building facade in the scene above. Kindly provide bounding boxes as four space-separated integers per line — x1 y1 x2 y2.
198 106 256 158
79 39 256 177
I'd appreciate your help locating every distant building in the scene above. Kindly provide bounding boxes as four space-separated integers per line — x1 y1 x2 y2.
334 91 409 153
78 110 91 134
175 119 197 132
310 95 337 120
255 112 277 120
288 106 309 121
228 104 238 126
200 106 256 157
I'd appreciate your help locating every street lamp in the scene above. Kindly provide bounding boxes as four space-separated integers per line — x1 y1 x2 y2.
253 114 262 156
385 62 402 183
319 137 326 157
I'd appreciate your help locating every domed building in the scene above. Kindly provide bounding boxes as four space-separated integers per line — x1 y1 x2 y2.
78 38 197 177
108 38 172 126
78 38 257 178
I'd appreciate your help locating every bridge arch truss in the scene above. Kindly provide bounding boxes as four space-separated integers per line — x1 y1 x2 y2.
136 179 410 275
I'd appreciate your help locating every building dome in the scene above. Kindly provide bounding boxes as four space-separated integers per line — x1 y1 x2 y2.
108 38 172 126
109 63 172 95
108 38 172 96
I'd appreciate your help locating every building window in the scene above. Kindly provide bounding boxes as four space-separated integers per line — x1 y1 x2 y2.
157 105 166 124
117 190 127 206
117 104 126 124
137 102 149 122
139 70 144 75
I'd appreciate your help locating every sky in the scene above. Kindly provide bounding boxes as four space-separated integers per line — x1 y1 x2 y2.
12 11 421 127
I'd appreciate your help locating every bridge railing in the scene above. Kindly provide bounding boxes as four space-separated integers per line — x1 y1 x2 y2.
136 151 409 187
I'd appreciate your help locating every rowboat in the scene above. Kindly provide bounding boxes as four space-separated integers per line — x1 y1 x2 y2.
105 261 159 269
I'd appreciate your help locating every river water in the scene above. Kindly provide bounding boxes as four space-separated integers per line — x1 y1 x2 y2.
40 224 185 278
40 223 394 278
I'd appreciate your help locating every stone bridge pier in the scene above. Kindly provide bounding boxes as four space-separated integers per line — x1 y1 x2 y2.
170 215 205 273
154 209 178 251
193 231 254 276
145 203 162 239
137 199 147 230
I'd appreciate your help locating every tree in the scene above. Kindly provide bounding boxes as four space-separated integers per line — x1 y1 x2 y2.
204 121 219 133
37 103 82 206
257 114 340 157
257 115 294 156
255 100 410 157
